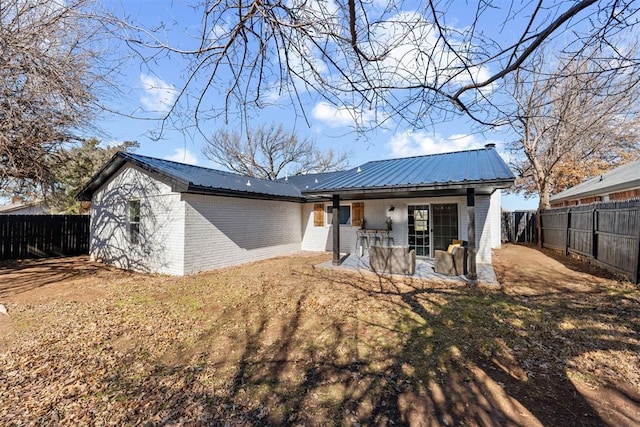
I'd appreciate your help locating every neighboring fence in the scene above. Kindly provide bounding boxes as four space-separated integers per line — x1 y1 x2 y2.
540 200 640 283
502 210 537 244
0 215 90 260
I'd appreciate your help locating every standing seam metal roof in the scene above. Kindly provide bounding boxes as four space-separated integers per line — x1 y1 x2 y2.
123 153 305 199
77 148 515 201
302 148 514 192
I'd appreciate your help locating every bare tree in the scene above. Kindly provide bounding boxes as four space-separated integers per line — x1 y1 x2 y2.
0 0 107 195
202 124 349 180
112 1 640 130
48 138 138 213
507 46 640 211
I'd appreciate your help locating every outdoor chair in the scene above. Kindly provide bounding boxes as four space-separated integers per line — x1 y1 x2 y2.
369 245 416 275
434 240 467 276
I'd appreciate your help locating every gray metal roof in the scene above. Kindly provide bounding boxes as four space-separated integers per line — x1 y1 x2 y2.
77 148 515 202
77 152 305 201
550 159 640 202
278 170 346 191
302 148 515 194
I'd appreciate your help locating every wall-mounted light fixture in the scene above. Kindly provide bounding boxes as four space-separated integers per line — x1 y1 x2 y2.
388 205 395 212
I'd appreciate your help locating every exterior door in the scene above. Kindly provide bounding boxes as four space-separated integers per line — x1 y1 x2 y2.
408 205 430 256
432 203 459 252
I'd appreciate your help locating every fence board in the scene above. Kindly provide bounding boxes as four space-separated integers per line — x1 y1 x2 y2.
540 200 640 283
502 211 537 244
0 215 90 260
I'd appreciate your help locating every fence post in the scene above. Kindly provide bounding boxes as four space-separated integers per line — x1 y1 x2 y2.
635 208 640 284
592 208 598 261
565 208 572 255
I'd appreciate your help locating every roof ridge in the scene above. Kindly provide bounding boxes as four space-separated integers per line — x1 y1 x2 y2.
361 147 492 165
124 152 294 185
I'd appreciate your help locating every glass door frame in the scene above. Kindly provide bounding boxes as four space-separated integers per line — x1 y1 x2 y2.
407 204 432 258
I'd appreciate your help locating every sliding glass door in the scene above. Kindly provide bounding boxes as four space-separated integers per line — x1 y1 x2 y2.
408 205 429 256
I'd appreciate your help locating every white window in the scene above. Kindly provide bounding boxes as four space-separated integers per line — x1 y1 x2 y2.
128 200 141 244
325 204 352 226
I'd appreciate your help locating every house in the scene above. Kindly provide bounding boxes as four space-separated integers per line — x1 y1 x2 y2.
550 160 640 207
76 145 515 276
0 197 49 215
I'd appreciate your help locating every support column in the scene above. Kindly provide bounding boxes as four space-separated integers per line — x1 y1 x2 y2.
332 194 341 265
467 188 477 281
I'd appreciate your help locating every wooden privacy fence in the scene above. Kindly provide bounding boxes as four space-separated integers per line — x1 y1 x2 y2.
0 215 90 260
502 211 537 244
540 200 640 283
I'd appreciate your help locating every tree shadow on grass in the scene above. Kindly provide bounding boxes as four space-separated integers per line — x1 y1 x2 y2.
0 256 118 299
86 255 638 425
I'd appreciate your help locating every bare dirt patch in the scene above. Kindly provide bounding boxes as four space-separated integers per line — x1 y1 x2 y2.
0 246 638 426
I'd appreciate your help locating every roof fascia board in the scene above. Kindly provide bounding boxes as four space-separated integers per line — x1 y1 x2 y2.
551 179 640 202
303 179 514 197
184 186 306 203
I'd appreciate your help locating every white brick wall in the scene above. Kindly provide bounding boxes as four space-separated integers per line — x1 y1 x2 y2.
475 194 492 264
490 190 502 249
182 194 302 274
301 196 472 253
90 165 186 275
90 164 501 274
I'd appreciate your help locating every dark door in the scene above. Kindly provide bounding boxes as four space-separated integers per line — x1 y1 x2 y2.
432 204 459 252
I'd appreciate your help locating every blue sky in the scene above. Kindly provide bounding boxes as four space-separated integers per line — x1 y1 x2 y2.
96 0 541 211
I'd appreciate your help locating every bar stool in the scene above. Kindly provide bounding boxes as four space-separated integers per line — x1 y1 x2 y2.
355 230 369 256
369 230 382 246
384 234 395 246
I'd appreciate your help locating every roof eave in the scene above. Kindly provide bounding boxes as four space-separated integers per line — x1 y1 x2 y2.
186 185 306 202
550 179 640 203
75 152 191 201
302 178 515 197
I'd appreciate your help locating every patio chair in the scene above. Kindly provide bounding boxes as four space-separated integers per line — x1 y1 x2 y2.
369 245 416 275
434 240 467 276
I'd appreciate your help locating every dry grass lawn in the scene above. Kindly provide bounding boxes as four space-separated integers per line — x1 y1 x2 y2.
0 244 638 426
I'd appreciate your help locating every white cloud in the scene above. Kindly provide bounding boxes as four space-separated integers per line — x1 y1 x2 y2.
164 148 199 165
312 101 379 128
387 131 493 157
139 74 178 113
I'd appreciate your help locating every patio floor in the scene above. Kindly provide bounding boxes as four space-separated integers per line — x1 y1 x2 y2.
318 253 499 286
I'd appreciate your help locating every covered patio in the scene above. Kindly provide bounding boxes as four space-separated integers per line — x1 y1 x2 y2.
317 253 500 286
298 146 516 283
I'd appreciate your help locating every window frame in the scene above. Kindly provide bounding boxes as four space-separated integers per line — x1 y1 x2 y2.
128 199 141 244
325 203 353 226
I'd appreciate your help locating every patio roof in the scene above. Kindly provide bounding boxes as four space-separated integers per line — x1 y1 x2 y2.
299 146 515 199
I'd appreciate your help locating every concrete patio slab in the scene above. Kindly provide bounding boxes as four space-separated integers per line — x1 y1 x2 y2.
317 253 500 287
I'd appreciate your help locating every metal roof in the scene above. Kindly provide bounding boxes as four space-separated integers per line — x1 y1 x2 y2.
77 148 515 202
302 147 515 194
550 159 640 202
278 170 346 191
77 152 305 201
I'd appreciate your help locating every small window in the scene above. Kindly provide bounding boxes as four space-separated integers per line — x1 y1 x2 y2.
128 200 140 244
326 205 351 225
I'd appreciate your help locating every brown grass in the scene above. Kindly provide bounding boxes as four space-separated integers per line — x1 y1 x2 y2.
0 245 638 426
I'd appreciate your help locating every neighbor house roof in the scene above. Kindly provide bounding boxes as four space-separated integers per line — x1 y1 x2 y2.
77 152 306 202
77 147 515 202
0 199 48 214
300 147 515 198
550 159 640 203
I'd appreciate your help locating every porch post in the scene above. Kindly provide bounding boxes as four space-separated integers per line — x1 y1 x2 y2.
332 194 341 265
466 188 478 281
